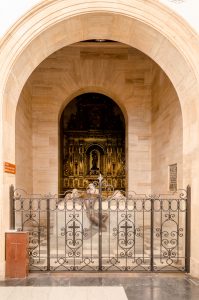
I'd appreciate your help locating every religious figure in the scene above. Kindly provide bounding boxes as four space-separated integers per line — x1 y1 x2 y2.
91 150 99 170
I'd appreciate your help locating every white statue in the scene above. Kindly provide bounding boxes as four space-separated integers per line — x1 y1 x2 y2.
86 183 99 195
109 190 126 200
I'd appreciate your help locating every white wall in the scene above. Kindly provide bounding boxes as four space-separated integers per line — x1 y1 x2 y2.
0 0 199 39
160 0 199 32
0 0 41 37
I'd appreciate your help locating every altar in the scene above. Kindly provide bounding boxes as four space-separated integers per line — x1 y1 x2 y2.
60 93 126 192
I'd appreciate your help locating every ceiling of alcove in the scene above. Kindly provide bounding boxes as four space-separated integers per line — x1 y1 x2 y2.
27 40 176 99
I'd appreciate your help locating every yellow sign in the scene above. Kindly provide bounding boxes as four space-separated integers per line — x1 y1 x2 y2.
4 162 16 174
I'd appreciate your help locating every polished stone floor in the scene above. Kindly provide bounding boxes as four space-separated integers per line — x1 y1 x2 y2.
0 286 127 300
1 273 199 300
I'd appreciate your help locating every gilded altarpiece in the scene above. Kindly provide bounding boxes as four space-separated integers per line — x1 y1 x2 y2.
60 93 125 192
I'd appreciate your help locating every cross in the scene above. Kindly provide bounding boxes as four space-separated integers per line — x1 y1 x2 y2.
68 221 80 246
120 221 132 246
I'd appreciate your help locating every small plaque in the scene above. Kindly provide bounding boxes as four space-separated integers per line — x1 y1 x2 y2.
169 163 177 191
4 162 16 174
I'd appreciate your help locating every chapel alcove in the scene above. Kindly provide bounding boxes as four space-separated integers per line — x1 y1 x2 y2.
59 93 126 192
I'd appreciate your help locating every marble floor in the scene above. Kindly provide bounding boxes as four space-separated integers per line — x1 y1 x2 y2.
1 273 199 300
0 286 127 300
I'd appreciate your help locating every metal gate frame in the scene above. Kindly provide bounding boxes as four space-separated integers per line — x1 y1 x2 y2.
9 179 191 273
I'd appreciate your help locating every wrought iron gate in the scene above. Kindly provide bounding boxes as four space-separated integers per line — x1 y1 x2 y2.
10 178 190 272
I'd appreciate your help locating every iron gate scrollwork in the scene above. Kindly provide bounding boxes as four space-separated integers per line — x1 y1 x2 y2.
10 179 190 272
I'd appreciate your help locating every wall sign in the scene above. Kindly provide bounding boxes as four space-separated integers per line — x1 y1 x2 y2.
4 162 16 174
169 163 177 191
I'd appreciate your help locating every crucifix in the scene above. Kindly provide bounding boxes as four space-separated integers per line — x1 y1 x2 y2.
120 221 132 246
68 221 80 246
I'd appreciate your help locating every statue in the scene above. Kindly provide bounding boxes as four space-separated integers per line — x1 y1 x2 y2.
84 184 108 231
59 184 108 231
87 183 99 195
91 150 99 170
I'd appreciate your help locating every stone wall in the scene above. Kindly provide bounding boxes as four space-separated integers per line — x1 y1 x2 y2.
16 82 33 193
2 0 198 277
16 42 182 195
151 66 183 193
16 43 153 194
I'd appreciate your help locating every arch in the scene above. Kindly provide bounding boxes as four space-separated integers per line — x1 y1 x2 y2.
86 145 104 176
59 92 126 191
86 144 105 155
58 86 128 127
0 0 199 277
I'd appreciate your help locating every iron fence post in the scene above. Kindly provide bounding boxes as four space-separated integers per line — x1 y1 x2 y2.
185 185 191 273
47 198 51 271
9 185 15 230
150 196 154 271
98 174 103 271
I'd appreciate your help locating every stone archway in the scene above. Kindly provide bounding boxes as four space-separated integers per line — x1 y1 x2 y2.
1 0 199 277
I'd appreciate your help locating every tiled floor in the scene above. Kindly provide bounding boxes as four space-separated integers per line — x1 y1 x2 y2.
1 273 199 300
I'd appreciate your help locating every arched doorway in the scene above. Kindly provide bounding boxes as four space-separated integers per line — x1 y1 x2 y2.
13 39 186 272
60 93 125 193
1 0 199 277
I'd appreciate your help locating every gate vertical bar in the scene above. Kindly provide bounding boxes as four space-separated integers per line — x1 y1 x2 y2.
9 185 15 230
98 174 103 271
47 198 51 271
185 185 191 273
150 196 154 271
